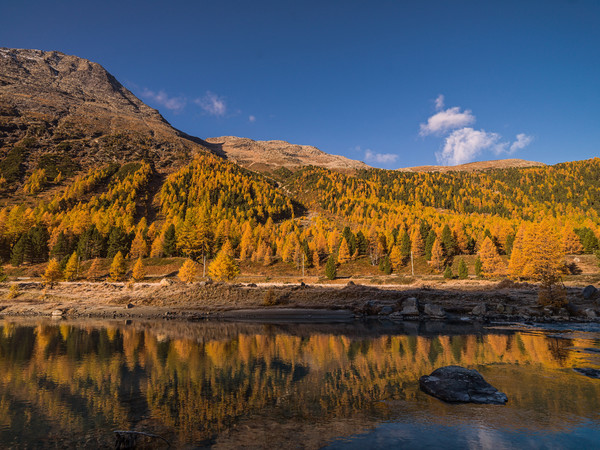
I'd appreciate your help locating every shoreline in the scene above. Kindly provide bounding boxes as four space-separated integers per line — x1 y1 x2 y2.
0 279 598 324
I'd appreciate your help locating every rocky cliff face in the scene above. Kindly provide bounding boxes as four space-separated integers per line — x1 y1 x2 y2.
0 48 209 175
204 136 370 173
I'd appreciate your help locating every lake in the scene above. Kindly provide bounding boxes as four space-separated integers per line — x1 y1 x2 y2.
0 319 599 448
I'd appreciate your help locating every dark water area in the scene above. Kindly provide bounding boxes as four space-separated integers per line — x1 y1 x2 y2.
0 319 599 448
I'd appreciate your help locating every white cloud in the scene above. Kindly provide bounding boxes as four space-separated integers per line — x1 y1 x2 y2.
195 91 227 116
436 128 503 166
509 133 533 153
365 149 398 164
140 89 186 112
419 106 476 136
422 95 533 165
248 115 256 123
435 94 445 110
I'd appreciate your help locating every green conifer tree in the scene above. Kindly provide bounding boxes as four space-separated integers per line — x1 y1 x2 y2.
325 255 337 280
458 258 469 279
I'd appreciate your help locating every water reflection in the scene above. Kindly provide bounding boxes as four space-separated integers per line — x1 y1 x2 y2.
0 319 599 448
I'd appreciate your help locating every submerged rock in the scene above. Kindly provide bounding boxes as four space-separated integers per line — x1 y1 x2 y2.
574 368 600 379
419 365 508 404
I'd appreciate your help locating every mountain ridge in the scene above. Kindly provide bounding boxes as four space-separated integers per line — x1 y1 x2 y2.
0 47 211 177
204 136 370 173
397 158 545 173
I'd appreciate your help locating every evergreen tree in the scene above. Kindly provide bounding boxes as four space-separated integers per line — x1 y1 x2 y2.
107 227 130 259
425 230 437 260
341 226 357 255
441 224 457 258
51 231 71 261
325 255 337 280
474 256 483 278
178 258 198 283
162 224 177 257
443 265 453 279
458 258 469 279
10 235 27 266
28 226 49 263
379 255 392 274
399 230 411 260
109 251 127 281
77 226 105 260
131 257 146 282
356 231 368 255
43 259 63 288
63 252 79 281
0 265 7 283
505 233 516 257
208 241 239 281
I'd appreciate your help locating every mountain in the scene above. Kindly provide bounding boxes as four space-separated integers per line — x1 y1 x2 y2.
0 48 210 178
397 158 545 173
204 136 370 173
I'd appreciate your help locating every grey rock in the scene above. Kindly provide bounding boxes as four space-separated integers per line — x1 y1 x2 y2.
471 303 487 316
420 366 508 404
496 303 505 314
582 285 598 300
584 308 597 319
379 306 393 315
423 303 446 318
51 309 64 317
574 368 600 379
401 297 419 316
159 278 173 287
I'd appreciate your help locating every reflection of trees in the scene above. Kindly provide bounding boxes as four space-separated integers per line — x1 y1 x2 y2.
0 320 599 447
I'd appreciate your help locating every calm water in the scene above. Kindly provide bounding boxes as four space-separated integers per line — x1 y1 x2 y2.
0 319 599 449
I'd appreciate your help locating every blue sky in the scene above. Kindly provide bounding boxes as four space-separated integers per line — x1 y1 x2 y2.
2 0 599 168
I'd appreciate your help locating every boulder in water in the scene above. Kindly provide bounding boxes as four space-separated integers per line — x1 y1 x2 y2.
419 365 508 404
574 368 600 379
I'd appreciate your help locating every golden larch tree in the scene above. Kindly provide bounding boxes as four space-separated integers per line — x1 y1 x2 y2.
131 257 146 282
63 252 79 281
208 241 239 281
109 251 127 281
389 245 403 270
337 237 351 264
43 259 63 288
178 258 198 283
430 238 445 272
562 226 583 254
411 227 424 257
478 236 506 278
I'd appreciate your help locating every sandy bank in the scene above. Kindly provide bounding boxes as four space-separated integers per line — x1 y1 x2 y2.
0 279 598 323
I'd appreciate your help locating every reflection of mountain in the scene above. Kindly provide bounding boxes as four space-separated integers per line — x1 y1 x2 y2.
0 320 599 448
